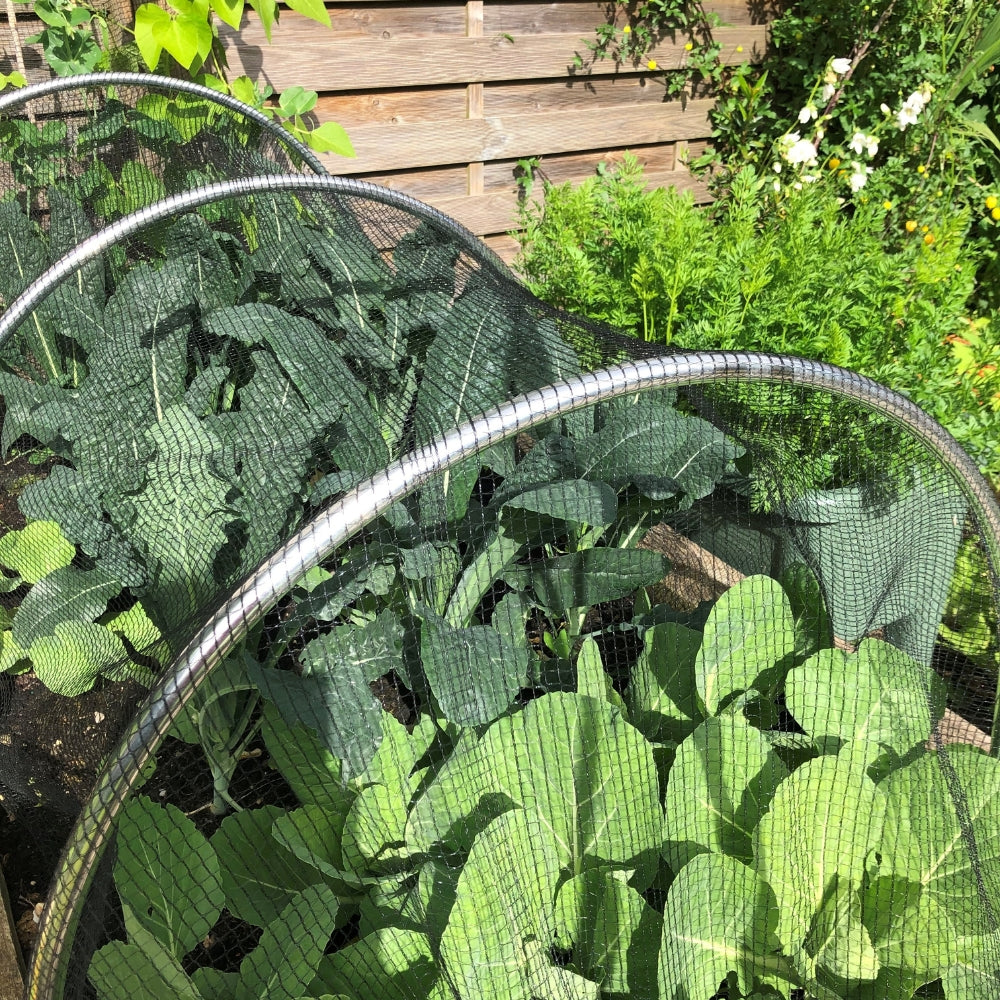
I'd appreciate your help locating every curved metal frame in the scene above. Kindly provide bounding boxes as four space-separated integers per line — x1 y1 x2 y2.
0 173 508 346
0 71 326 175
25 351 1000 999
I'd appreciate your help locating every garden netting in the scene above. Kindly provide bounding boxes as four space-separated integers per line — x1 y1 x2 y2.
0 72 323 299
0 98 999 1000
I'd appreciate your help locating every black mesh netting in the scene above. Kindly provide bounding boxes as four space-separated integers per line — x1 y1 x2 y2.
0 104 999 1000
0 72 322 274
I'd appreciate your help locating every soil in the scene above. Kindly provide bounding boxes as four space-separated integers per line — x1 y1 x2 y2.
0 665 422 970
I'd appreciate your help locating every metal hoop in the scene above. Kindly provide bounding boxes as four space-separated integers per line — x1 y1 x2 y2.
26 350 1000 999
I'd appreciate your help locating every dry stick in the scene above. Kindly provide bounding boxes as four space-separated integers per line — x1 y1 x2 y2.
812 0 899 149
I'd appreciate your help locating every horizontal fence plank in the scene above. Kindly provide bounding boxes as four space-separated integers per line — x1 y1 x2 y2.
314 87 465 125
255 1 762 43
485 74 674 114
222 24 767 91
318 96 714 172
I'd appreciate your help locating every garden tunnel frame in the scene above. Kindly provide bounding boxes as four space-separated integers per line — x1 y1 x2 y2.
21 346 1000 1000
0 71 327 175
3 172 1000 999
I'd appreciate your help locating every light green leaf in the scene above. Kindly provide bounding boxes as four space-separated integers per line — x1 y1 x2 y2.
12 564 120 647
133 0 214 70
213 806 324 927
663 714 788 870
272 803 357 890
658 852 780 1000
115 797 224 958
697 575 796 715
553 867 662 999
208 0 243 30
505 547 669 615
191 968 238 1000
0 520 74 583
341 714 438 874
236 884 340 1000
787 639 946 756
104 602 170 666
576 636 627 713
117 905 203 1000
303 121 355 157
29 620 130 696
440 809 599 1000
89 941 203 1000
359 860 459 944
941 934 1000 999
863 876 959 980
804 876 880 984
407 691 663 888
419 613 527 726
311 927 438 1000
877 747 1000 927
754 743 886 964
282 0 329 25
260 703 351 812
625 621 703 743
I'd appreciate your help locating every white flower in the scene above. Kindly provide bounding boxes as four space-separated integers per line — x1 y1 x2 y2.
896 84 934 130
880 103 891 115
821 83 836 101
848 161 871 191
798 103 818 123
896 102 920 130
773 179 781 192
773 161 782 173
849 131 878 157
831 57 851 75
803 173 819 183
785 138 818 166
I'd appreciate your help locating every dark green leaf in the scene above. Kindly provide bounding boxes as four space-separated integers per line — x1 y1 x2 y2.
419 613 527 726
575 397 739 502
505 547 669 614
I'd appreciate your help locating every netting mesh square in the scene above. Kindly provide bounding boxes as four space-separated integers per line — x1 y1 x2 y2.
1 77 999 1000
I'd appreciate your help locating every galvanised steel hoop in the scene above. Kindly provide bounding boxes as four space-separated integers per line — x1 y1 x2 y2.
0 71 326 174
0 173 509 347
25 350 1000 1000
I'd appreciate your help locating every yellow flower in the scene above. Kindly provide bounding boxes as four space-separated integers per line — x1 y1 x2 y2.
623 24 631 33
828 157 841 169
987 195 998 209
917 164 926 174
993 207 1000 221
905 220 917 232
921 225 929 233
924 232 935 245
882 200 892 210
684 42 693 51
736 45 744 53
647 59 658 70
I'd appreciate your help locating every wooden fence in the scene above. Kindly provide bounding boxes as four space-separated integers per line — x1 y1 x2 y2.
2 1 773 260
